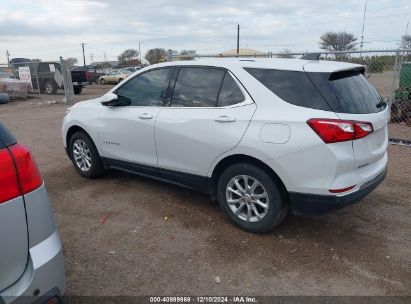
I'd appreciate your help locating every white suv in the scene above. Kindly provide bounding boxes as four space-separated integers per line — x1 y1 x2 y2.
62 59 388 233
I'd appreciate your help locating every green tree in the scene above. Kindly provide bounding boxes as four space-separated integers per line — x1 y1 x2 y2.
145 48 167 64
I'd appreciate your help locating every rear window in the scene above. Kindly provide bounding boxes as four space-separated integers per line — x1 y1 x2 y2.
245 67 383 114
326 70 383 114
245 68 332 111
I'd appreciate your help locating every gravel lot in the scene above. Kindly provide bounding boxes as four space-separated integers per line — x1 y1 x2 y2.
0 85 410 296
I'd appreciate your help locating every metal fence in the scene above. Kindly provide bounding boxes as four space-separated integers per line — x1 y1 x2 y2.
0 57 74 104
172 49 411 141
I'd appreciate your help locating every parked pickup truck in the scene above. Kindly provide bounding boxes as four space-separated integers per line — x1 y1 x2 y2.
71 65 104 84
11 60 88 95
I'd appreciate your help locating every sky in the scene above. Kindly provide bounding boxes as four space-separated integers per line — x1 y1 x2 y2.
1 0 410 64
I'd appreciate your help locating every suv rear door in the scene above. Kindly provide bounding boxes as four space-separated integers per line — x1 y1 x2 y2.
306 67 389 171
0 124 28 292
155 66 256 187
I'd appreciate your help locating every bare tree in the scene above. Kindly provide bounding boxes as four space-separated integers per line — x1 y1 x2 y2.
63 57 78 69
319 32 357 52
277 49 294 58
179 49 196 61
145 48 167 64
400 35 411 49
118 49 139 67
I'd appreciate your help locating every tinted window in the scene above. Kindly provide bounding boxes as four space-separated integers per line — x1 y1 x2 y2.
171 67 225 107
116 68 171 106
327 70 383 114
245 68 332 111
217 73 245 107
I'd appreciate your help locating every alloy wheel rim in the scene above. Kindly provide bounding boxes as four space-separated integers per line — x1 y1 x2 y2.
225 175 269 223
72 139 92 172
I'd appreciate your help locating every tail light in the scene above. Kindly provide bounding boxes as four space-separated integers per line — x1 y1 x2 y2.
0 144 42 204
307 118 373 144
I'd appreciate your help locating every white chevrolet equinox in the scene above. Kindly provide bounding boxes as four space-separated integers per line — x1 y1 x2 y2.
62 59 388 233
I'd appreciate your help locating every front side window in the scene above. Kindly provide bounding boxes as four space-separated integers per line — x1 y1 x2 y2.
116 68 172 106
171 67 225 107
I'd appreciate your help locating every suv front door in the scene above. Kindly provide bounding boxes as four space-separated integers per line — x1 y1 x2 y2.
155 67 256 190
98 67 173 174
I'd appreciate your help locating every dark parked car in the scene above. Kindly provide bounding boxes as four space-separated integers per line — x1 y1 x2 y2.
11 60 88 95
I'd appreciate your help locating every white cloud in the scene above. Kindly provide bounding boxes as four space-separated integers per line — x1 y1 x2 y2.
1 0 410 63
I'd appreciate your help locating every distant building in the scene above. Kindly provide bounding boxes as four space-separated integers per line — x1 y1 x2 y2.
220 48 263 57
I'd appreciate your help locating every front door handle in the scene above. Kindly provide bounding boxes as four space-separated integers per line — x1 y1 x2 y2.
138 113 153 120
214 115 236 123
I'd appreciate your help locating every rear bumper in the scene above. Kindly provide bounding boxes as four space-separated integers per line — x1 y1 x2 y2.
0 231 65 304
289 167 387 215
0 184 65 304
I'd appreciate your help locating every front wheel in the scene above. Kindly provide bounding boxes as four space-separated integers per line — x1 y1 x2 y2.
99 78 106 85
69 131 105 178
217 163 287 233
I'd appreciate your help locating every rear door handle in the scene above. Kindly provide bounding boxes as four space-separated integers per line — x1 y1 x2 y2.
214 115 236 123
138 113 153 120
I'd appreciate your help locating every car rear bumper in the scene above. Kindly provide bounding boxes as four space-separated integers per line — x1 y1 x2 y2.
289 167 387 215
0 184 65 304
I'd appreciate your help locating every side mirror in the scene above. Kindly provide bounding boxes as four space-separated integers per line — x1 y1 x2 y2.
101 93 130 107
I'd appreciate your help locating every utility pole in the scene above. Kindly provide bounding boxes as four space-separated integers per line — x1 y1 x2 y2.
90 53 94 63
81 42 86 66
360 0 367 50
236 24 240 56
139 41 143 65
6 50 10 66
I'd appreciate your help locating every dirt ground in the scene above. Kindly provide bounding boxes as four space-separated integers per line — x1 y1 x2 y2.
0 85 410 296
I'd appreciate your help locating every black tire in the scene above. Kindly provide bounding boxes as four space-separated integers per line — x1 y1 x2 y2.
99 78 106 85
73 86 82 95
118 78 123 83
68 131 105 179
217 163 288 233
42 80 57 95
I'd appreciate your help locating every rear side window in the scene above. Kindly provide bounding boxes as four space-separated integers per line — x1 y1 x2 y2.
245 68 332 111
217 73 245 107
171 67 225 107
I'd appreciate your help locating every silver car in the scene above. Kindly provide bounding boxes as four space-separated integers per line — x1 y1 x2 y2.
0 123 65 303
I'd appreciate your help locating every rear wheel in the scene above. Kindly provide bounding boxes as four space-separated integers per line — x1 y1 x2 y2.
69 131 105 178
118 78 123 83
217 163 287 233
